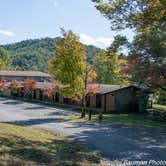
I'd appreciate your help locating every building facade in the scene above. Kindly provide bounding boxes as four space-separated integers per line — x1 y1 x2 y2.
0 71 150 112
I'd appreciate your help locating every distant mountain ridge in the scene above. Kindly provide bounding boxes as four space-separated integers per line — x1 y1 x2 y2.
1 37 102 71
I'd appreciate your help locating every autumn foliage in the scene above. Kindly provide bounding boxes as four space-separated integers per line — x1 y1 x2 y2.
22 79 36 97
9 80 21 95
43 83 61 99
0 81 7 89
10 80 21 89
87 84 100 95
22 79 36 89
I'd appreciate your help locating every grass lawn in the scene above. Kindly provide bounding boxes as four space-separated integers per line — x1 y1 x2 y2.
153 104 166 112
65 112 166 128
0 123 100 166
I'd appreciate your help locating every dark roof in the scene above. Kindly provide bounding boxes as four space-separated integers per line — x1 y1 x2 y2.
88 84 132 94
0 71 51 77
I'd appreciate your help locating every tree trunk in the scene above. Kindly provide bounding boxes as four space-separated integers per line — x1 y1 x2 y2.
81 65 88 118
81 95 86 118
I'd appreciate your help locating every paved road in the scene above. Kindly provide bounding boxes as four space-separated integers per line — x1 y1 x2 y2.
0 97 166 161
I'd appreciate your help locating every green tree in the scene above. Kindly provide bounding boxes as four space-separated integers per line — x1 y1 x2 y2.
125 30 166 91
108 35 128 53
2 37 101 71
93 35 128 85
153 90 166 105
92 0 166 91
93 50 127 84
14 66 23 71
48 29 86 99
0 47 11 70
48 29 98 118
92 0 165 31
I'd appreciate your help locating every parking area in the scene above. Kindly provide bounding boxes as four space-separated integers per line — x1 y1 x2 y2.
0 97 166 161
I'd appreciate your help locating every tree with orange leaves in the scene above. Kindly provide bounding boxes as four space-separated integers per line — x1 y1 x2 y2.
22 79 36 99
9 80 21 96
43 88 54 100
0 81 7 94
43 84 60 102
87 84 100 95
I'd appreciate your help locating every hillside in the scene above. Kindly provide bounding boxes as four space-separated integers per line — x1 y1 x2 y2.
2 37 102 71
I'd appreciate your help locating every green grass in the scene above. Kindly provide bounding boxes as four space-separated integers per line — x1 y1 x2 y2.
65 112 166 128
0 123 100 166
153 104 166 112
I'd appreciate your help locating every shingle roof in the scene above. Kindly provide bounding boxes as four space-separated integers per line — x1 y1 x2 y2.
88 84 130 94
0 71 51 77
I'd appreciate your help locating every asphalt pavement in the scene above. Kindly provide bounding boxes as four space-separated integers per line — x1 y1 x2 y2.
0 97 166 161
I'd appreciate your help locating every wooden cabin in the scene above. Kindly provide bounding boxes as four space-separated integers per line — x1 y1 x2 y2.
86 84 150 112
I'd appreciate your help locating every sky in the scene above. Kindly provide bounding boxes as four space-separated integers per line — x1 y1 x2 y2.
0 0 135 48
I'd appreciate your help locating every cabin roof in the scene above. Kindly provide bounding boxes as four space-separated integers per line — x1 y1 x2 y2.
93 84 130 94
0 71 51 77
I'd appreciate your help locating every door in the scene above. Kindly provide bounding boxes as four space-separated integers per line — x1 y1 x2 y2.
96 94 102 108
55 93 59 102
106 94 115 111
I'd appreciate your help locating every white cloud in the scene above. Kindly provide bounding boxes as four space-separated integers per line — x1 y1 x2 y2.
80 33 113 48
80 34 96 45
0 29 15 36
53 1 59 7
96 37 113 47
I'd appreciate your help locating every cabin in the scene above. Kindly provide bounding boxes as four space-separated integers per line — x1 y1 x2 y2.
86 84 150 112
0 71 53 98
0 71 150 112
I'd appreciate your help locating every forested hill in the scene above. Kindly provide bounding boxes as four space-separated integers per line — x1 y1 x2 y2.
1 37 102 71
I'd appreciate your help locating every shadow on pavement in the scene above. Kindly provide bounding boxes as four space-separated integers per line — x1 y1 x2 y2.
66 122 166 161
2 101 23 105
0 98 7 102
4 118 65 126
24 106 48 110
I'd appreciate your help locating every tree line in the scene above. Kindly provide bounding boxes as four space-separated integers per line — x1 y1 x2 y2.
1 37 101 71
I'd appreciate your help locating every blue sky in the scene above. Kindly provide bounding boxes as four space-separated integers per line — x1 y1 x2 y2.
0 0 135 48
